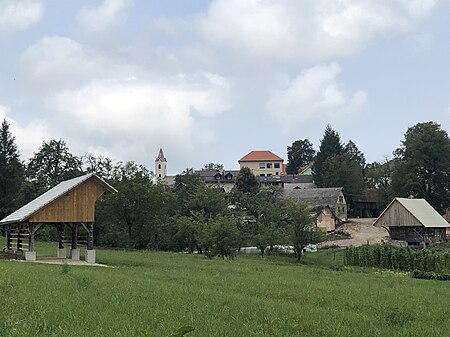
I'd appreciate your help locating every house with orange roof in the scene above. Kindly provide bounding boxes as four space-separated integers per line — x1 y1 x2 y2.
239 150 284 177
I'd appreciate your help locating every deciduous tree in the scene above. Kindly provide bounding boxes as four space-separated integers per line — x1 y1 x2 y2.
286 139 315 175
26 139 82 199
391 122 450 213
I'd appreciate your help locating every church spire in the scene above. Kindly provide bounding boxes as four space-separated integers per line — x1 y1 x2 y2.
155 147 166 162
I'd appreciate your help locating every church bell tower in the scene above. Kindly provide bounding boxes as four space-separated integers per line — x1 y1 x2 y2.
155 147 167 179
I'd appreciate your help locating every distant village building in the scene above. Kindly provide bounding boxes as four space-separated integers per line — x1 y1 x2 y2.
279 187 347 232
239 150 284 177
195 169 240 193
352 188 381 218
154 148 176 186
155 147 167 179
373 197 449 245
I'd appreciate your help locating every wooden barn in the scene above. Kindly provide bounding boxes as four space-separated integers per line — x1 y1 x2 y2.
373 197 449 245
0 174 116 263
280 187 347 232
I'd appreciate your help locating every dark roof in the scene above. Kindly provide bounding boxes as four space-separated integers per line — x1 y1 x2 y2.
0 174 117 225
280 187 344 208
282 175 314 183
155 148 166 162
195 170 240 183
239 150 283 162
354 188 378 203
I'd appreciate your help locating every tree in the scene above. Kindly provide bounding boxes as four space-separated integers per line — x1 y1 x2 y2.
281 201 320 260
314 129 365 214
366 158 395 209
313 125 344 187
345 140 366 170
82 153 114 179
26 139 82 199
286 139 315 175
391 122 450 213
0 119 25 218
173 169 203 216
199 215 240 259
203 163 224 170
96 161 173 249
234 167 259 195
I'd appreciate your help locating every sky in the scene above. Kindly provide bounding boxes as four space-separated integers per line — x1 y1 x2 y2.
1 0 450 174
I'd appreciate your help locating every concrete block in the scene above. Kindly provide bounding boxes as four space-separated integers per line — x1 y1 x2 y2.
57 248 66 258
71 248 80 261
85 250 96 264
25 251 36 261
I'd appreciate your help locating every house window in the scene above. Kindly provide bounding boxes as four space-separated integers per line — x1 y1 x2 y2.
275 172 279 175
259 163 265 169
338 206 341 213
339 196 344 203
260 174 265 177
267 174 272 177
274 163 280 169
158 164 161 169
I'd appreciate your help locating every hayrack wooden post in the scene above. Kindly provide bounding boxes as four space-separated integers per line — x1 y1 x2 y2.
28 223 35 252
87 222 94 250
71 223 78 250
5 224 12 252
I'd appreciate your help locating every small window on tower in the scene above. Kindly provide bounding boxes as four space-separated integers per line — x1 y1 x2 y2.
158 164 161 169
158 174 161 178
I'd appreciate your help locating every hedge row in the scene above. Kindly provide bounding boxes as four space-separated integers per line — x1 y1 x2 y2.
344 244 450 273
411 269 450 281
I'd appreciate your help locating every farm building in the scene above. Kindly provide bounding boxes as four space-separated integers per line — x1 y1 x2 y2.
0 173 116 263
280 187 347 232
373 198 449 245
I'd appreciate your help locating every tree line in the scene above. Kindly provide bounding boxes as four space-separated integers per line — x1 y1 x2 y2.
0 119 322 258
1 119 450 256
287 122 450 215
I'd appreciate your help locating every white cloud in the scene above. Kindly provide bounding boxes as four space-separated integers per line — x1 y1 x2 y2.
266 63 367 131
18 34 232 168
20 36 116 88
48 77 231 166
77 0 130 33
0 105 51 159
0 0 44 33
199 0 437 61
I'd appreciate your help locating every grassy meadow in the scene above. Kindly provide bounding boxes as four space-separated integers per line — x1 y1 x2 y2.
0 242 449 337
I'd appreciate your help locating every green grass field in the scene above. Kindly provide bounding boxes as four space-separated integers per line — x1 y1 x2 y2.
0 242 449 337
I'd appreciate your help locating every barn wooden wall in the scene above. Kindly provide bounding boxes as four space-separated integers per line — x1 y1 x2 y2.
377 200 421 227
28 179 107 223
317 208 336 232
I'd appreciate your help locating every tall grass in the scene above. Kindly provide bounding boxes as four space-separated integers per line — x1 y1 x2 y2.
0 243 448 336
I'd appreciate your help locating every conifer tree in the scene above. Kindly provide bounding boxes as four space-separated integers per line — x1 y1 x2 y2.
0 119 25 218
313 125 344 187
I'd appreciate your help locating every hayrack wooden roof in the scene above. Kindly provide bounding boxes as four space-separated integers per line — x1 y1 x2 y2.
0 174 116 225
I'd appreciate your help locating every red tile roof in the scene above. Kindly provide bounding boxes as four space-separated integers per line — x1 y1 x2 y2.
239 150 284 162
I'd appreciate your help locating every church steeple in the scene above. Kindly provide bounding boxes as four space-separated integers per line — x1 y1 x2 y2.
155 147 167 179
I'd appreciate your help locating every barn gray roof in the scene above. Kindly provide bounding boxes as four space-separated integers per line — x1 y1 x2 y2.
279 187 344 208
374 198 450 228
0 174 117 225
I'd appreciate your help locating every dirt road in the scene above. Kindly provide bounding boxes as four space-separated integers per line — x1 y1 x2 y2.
320 218 389 248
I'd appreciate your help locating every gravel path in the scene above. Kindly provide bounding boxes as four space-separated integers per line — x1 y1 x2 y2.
320 218 389 248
